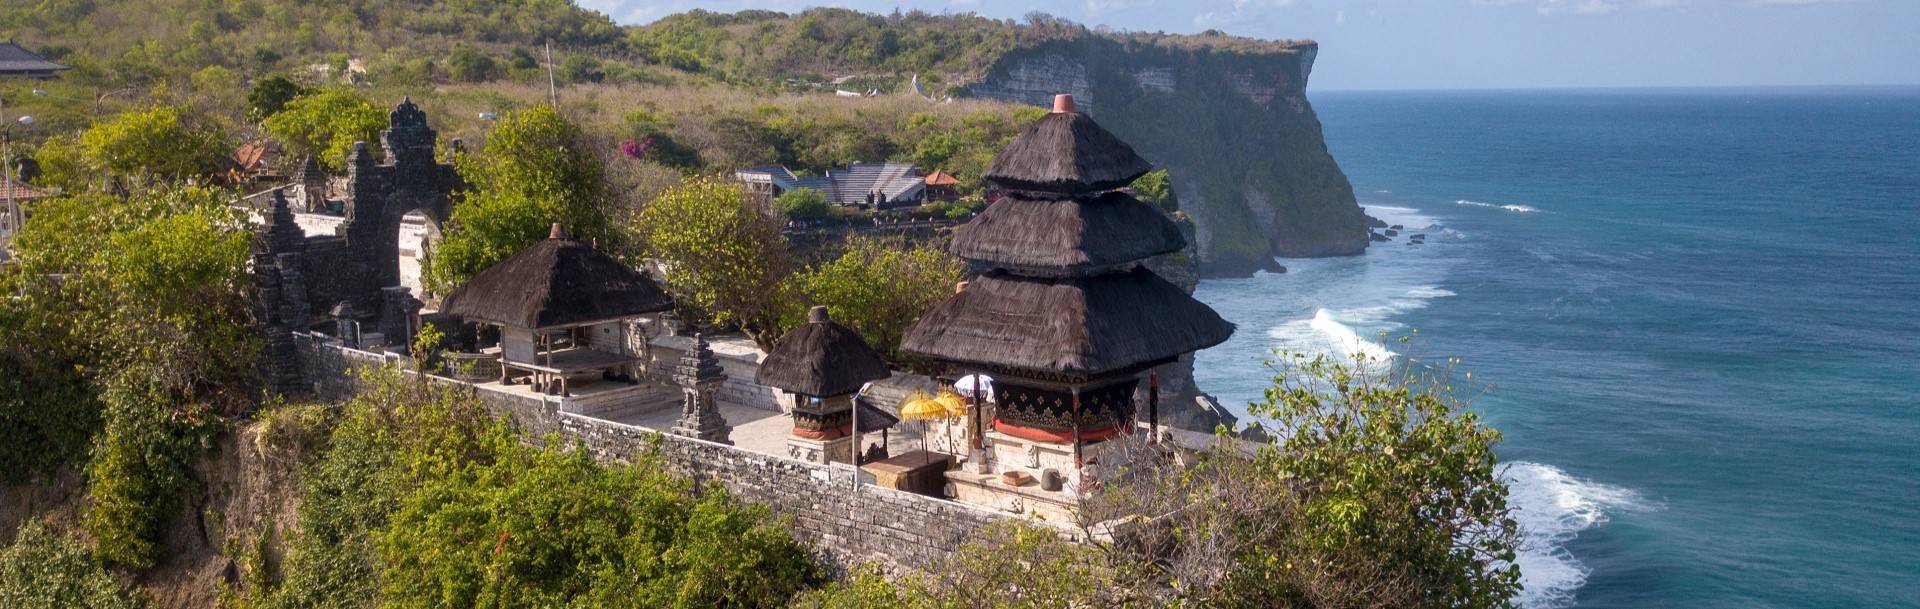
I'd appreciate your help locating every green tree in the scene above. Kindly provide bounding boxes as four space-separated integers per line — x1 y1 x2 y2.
78 105 230 180
8 186 258 568
426 106 618 293
559 55 605 84
0 520 149 609
1129 168 1178 212
773 187 832 221
245 75 309 122
1215 351 1521 608
633 176 795 349
262 88 386 172
446 45 498 83
235 366 820 609
791 237 962 368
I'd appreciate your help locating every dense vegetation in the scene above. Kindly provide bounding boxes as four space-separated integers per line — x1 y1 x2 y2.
223 367 821 609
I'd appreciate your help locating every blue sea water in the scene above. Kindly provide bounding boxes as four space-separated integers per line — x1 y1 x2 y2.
1191 87 1920 609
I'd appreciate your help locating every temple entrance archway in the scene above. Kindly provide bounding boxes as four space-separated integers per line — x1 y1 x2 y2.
395 208 442 297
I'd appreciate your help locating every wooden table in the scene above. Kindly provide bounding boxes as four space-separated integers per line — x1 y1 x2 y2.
503 347 639 395
861 450 953 497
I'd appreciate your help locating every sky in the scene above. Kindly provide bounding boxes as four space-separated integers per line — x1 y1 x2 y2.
573 0 1918 90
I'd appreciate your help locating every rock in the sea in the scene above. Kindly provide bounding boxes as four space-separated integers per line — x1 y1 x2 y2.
1390 224 1404 230
1384 229 1399 237
1370 231 1391 243
1409 233 1426 240
1368 215 1389 229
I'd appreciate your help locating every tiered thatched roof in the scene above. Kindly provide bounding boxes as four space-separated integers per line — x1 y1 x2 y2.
441 224 672 329
903 94 1235 378
949 191 1185 275
900 268 1232 377
980 97 1153 196
757 306 892 397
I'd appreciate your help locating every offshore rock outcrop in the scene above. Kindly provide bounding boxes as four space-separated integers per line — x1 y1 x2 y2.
966 39 1369 276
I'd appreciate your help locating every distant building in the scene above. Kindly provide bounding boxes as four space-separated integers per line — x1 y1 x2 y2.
923 170 960 202
0 43 69 78
734 162 927 210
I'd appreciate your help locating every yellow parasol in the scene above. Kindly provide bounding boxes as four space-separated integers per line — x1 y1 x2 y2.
898 392 950 421
933 391 966 417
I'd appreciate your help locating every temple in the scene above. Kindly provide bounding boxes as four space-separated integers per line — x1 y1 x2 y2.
247 98 461 392
900 94 1236 519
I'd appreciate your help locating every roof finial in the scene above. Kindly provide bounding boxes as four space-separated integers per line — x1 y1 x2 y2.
1052 94 1075 114
955 281 970 294
549 223 568 240
808 305 830 324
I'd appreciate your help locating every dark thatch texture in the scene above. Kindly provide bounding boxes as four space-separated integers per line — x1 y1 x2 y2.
440 236 672 329
981 111 1154 196
757 307 892 397
949 191 1185 275
900 268 1235 376
853 398 902 433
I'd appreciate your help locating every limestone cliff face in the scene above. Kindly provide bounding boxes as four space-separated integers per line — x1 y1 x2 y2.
966 39 1369 276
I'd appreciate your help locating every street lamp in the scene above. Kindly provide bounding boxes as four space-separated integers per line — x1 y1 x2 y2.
32 86 132 116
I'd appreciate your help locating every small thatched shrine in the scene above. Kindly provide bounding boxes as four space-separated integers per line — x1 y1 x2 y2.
756 306 896 464
440 224 673 396
900 94 1234 519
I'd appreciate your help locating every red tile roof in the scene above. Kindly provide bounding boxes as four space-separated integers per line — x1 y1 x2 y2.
1 177 50 200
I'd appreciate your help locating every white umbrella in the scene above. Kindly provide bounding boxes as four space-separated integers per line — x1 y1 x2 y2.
954 374 993 400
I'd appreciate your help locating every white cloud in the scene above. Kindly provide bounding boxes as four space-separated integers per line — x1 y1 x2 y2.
1743 0 1857 5
1192 0 1300 28
1536 0 1619 14
1086 0 1156 16
1336 9 1349 24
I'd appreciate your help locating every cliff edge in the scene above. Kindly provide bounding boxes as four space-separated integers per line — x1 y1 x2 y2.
966 38 1369 276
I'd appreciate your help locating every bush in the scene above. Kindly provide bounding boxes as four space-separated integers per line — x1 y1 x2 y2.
775 187 833 221
0 520 149 609
243 367 821 609
245 76 309 123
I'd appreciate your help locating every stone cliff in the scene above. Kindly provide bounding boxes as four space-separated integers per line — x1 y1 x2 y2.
965 38 1369 276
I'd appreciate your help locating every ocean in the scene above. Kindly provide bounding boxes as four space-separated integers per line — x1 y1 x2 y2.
1190 87 1920 609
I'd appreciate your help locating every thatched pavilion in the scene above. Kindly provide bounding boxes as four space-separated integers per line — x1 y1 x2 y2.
900 94 1234 519
756 305 898 464
440 224 673 396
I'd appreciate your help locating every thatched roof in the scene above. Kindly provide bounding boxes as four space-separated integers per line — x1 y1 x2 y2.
900 268 1235 376
853 397 901 433
440 224 672 329
981 96 1153 196
756 306 892 397
949 191 1185 275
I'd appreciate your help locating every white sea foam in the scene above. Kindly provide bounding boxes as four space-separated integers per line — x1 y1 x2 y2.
1456 199 1542 213
1503 462 1651 609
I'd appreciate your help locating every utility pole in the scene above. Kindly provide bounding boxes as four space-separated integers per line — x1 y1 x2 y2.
545 42 558 108
2 91 15 245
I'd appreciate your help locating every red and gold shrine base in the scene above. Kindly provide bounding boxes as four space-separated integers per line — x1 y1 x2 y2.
791 424 851 440
993 417 1129 444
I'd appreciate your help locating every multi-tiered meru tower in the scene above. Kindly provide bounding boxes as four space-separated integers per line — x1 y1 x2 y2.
901 94 1235 519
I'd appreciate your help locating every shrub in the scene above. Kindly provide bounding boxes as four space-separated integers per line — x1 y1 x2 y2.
775 187 833 221
0 520 149 609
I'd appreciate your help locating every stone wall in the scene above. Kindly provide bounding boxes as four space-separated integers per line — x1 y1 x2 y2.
290 332 1011 573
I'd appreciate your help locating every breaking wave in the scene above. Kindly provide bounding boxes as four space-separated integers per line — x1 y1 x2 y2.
1457 199 1542 213
1503 462 1653 609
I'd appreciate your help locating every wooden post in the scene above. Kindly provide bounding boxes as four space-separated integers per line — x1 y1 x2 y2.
850 393 860 468
1071 385 1083 469
1149 372 1159 444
